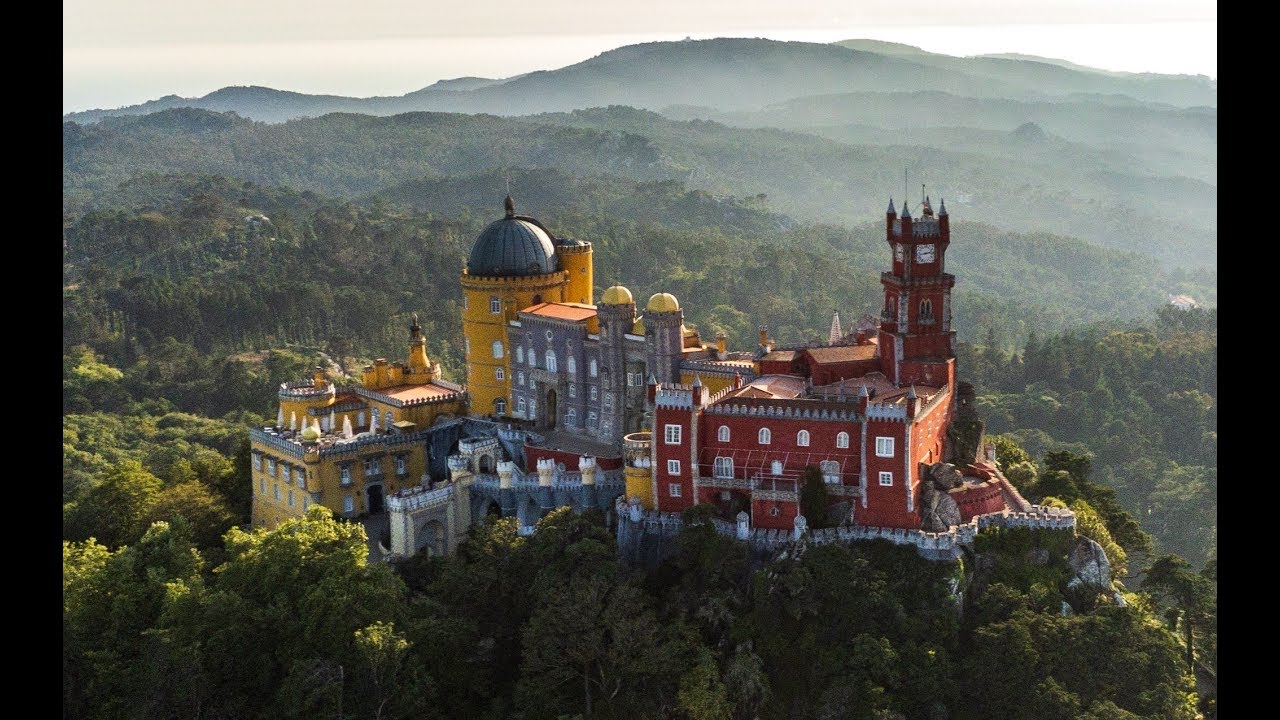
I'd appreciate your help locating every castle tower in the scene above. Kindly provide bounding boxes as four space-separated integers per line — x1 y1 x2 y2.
597 284 636 444
461 197 571 417
644 292 683 385
557 237 594 305
404 312 441 383
878 196 956 387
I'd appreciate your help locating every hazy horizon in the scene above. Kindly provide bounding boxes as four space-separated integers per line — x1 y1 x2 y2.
64 2 1216 114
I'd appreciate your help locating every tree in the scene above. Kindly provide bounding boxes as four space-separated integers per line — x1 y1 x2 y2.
143 480 236 550
799 466 831 529
1142 554 1215 671
65 460 163 548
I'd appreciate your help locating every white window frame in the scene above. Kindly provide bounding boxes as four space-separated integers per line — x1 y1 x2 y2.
287 489 294 507
568 383 576 398
771 460 783 475
667 459 681 475
343 495 355 513
267 458 276 476
797 430 810 447
517 397 527 416
836 431 849 449
821 460 840 484
396 456 407 475
668 482 682 497
567 408 577 425
589 358 598 377
340 466 352 486
567 356 576 374
589 385 598 401
295 468 305 486
587 411 597 426
879 471 894 487
273 484 280 501
758 428 771 445
546 350 557 372
364 458 379 476
489 296 501 314
718 425 730 442
714 456 733 478
875 436 895 458
496 367 505 381
516 345 524 364
492 340 504 359
664 424 682 444
495 398 507 415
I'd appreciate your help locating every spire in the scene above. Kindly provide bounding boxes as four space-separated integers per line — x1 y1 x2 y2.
938 198 948 216
901 201 911 219
828 309 843 345
692 374 703 387
907 385 918 400
647 372 658 386
504 194 515 218
887 197 896 214
858 383 869 398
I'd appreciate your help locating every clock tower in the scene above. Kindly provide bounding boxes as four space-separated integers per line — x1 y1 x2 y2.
878 196 957 388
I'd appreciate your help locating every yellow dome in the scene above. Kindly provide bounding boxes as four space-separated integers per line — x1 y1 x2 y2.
299 424 321 442
646 292 680 313
601 285 634 305
632 317 646 335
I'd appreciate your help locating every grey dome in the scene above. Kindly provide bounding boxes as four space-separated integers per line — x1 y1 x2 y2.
466 197 559 277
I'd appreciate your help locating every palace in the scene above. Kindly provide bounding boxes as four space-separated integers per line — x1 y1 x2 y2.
250 194 1068 559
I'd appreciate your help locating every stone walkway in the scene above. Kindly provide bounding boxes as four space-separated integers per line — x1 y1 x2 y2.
361 512 390 563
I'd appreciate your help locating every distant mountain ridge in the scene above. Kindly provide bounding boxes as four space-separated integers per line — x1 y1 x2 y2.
64 37 1216 124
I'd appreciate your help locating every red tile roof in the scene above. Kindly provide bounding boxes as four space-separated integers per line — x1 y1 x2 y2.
520 302 598 322
805 344 878 364
380 384 459 403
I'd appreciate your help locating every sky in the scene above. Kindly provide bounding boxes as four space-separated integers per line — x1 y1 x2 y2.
63 1 1217 113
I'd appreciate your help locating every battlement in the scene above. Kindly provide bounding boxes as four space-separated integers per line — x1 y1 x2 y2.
278 379 337 400
386 484 455 512
704 399 860 422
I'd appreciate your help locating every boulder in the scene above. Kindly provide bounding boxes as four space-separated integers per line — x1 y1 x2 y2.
1067 535 1112 591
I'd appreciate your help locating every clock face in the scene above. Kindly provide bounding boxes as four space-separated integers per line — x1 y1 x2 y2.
915 244 936 264
893 244 903 262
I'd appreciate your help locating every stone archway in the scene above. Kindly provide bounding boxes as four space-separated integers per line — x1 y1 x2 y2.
544 388 558 430
366 484 385 514
478 453 494 474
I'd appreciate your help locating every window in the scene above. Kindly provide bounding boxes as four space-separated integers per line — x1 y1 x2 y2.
758 428 771 445
357 411 365 428
567 408 577 425
344 495 355 513
567 356 576 374
589 385 598 401
919 299 935 325
517 397 527 416
341 466 352 486
303 497 310 510
496 367 505 381
668 483 682 497
465 337 470 356
836 431 849 449
495 398 507 415
288 489 295 507
797 430 810 447
714 456 733 478
529 349 538 367
396 456 407 475
718 425 730 442
545 351 557 372
253 454 263 471
587 411 597 426
568 383 576 398
295 468 305 486
589 358 598 377
516 345 524 364
668 459 681 475
544 330 554 341
273 484 280 501
492 341 504 359
267 458 276 476
770 507 781 517
364 458 380 476
771 460 783 475
489 296 501 314
259 477 266 494
821 460 840 484
879 471 894 487
530 399 537 417
664 424 682 444
875 437 895 458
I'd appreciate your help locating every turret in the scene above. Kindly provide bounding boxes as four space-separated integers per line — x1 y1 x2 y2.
536 458 556 514
597 284 636 445
579 455 598 510
498 460 516 516
645 292 684 385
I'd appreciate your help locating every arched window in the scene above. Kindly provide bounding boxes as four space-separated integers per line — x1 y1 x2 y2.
590 385 598 401
491 340 504 359
516 345 524 364
919 299 935 324
489 296 501 314
821 460 840 484
517 397 527 416
589 358 598 377
770 460 783 475
718 425 730 442
797 430 810 447
836 431 849 449
529 349 538 367
714 457 734 478
567 356 576 374
567 408 577 425
546 350 557 373
758 428 771 445
569 383 577 398
494 398 507 416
